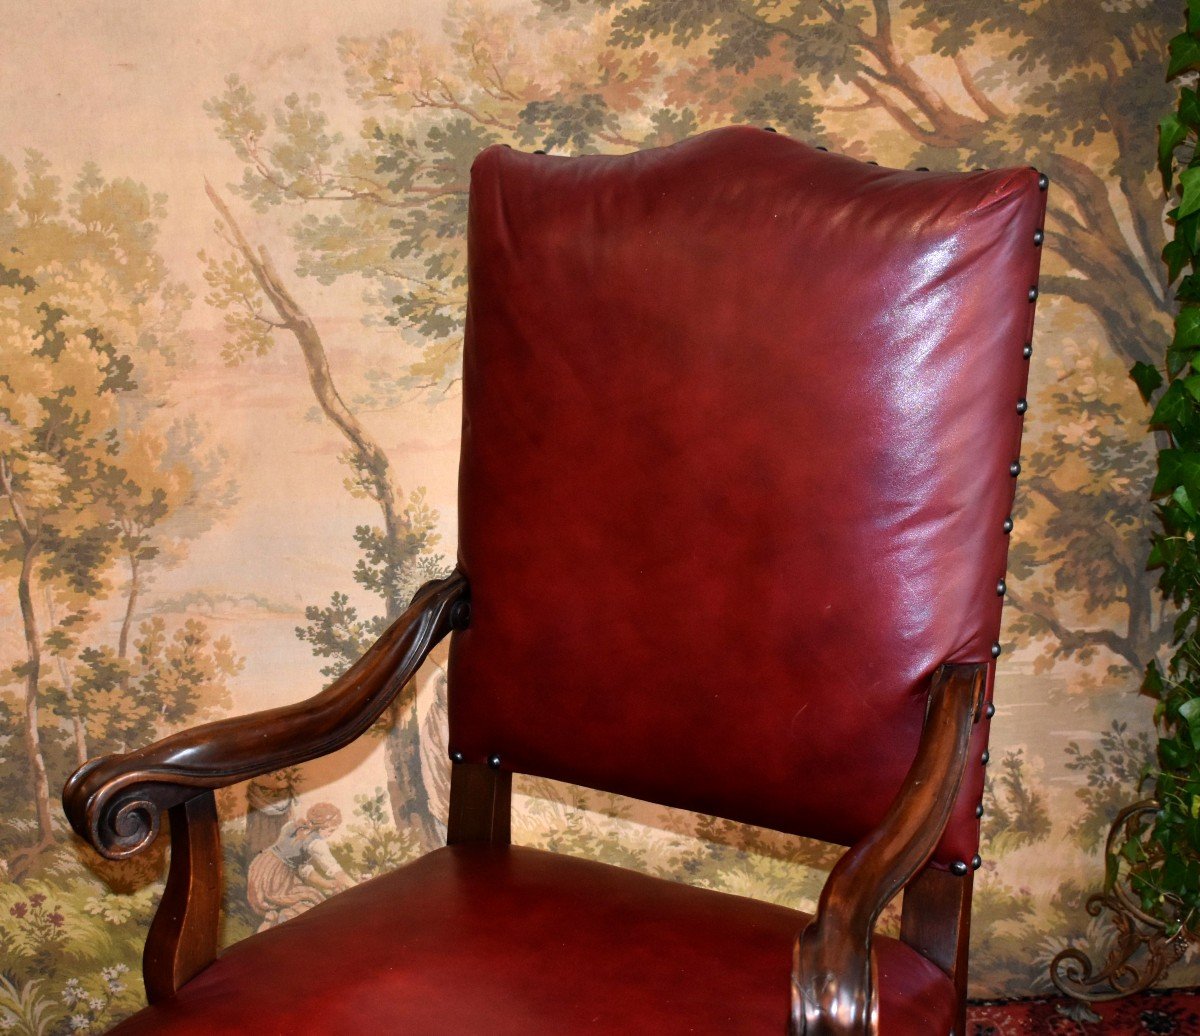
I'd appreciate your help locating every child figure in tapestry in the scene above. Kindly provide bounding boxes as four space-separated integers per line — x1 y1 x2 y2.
246 802 353 931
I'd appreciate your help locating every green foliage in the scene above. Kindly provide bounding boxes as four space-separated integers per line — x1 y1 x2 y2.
0 869 150 1034
981 749 1052 855
1126 7 1200 935
66 617 241 754
1006 342 1158 676
1064 721 1153 851
0 975 56 1036
297 591 389 679
199 246 277 364
330 787 421 880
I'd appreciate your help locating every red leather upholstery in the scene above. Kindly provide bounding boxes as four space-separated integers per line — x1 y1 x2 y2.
450 126 1045 866
109 845 954 1034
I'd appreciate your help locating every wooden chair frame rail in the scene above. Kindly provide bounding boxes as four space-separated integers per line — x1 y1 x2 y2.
60 571 467 998
790 661 987 1036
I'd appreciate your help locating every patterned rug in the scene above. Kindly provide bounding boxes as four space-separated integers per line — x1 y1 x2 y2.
967 989 1200 1034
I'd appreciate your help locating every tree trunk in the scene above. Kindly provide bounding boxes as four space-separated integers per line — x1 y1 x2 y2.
18 546 54 845
44 586 88 768
118 554 141 660
205 184 435 841
71 719 87 770
384 694 441 849
3 456 55 849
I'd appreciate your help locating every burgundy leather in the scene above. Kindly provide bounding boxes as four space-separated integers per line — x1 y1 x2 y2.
450 126 1046 865
110 845 954 1034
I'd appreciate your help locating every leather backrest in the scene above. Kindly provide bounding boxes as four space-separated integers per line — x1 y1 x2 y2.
448 127 1046 866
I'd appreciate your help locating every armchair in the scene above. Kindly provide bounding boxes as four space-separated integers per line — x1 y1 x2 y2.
65 126 1047 1034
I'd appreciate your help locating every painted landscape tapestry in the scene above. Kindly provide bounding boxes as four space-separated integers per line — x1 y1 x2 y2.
1 1 1193 1031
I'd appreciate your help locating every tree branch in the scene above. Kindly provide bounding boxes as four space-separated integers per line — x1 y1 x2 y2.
1006 587 1140 670
851 77 942 144
204 182 409 619
953 53 1003 120
0 454 36 547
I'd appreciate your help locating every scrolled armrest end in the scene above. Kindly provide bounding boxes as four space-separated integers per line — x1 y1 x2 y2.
63 759 197 860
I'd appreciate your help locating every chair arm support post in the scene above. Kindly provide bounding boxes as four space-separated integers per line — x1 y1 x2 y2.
789 662 987 1036
143 790 222 1002
63 571 468 862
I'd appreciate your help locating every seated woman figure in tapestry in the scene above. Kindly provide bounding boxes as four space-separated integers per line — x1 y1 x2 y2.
246 802 353 931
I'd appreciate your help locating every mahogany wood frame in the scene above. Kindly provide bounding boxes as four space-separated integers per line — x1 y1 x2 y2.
63 571 986 1034
790 662 986 1035
62 571 467 999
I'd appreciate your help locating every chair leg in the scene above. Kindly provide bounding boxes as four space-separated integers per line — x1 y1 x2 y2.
446 762 511 845
900 866 974 1036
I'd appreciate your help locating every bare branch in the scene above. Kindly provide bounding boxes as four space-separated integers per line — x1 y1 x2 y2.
1006 587 1140 670
204 182 411 608
953 53 1003 120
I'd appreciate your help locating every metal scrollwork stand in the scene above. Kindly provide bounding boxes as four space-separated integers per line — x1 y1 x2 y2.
1049 800 1194 1024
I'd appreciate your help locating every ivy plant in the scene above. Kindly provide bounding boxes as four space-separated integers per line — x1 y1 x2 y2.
1128 0 1200 937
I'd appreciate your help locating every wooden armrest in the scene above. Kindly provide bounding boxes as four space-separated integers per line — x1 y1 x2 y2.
63 570 468 861
789 662 986 1036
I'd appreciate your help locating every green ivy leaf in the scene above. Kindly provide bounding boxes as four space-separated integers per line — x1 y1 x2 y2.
1148 540 1165 568
1169 33 1200 79
1181 698 1200 749
1179 212 1200 257
1162 735 1195 769
1146 660 1165 696
1182 372 1200 400
1166 238 1193 285
1154 381 1193 430
1176 307 1200 348
1178 166 1200 220
1190 0 1200 33
1132 361 1165 401
1177 273 1200 303
1176 485 1199 519
1184 89 1200 128
1164 113 1191 192
1155 449 1200 501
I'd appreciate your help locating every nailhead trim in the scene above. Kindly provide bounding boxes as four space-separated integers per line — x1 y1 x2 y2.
451 600 472 631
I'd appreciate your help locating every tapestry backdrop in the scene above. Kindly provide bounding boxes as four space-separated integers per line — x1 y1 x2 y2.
1 1 1191 1030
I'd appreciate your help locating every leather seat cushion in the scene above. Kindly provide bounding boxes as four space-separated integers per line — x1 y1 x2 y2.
110 845 955 1035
